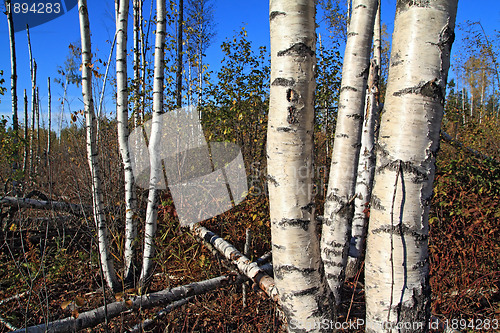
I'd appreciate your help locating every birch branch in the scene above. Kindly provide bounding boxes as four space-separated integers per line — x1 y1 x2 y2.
126 296 194 333
190 224 279 302
11 275 242 333
0 197 89 216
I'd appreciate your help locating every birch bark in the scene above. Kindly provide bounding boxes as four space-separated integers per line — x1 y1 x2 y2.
78 0 120 292
346 1 381 277
139 0 166 289
268 1 333 331
365 0 457 331
320 0 378 305
7 0 18 164
115 0 139 284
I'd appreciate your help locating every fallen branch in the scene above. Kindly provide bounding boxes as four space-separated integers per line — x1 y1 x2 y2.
0 290 29 306
126 296 194 333
0 197 89 217
190 224 279 302
11 275 242 333
441 132 498 164
0 312 17 331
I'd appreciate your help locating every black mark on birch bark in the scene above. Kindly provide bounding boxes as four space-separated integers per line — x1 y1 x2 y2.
277 43 314 57
397 0 430 11
393 80 444 104
276 218 311 231
271 78 295 86
341 86 357 93
277 127 293 132
372 223 428 242
269 11 285 21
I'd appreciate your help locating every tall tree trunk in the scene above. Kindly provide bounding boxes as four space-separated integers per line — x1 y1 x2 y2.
27 25 36 178
268 1 333 331
133 0 142 126
58 76 68 145
365 0 457 331
347 0 381 278
176 0 184 108
47 78 51 165
23 90 29 173
320 0 378 305
116 0 139 284
29 62 37 177
7 0 19 179
78 0 120 292
139 0 166 290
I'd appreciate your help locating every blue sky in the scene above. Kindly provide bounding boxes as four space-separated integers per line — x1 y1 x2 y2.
0 0 499 127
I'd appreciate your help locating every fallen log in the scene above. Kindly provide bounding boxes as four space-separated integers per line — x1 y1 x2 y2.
0 197 89 217
11 275 243 333
190 224 279 302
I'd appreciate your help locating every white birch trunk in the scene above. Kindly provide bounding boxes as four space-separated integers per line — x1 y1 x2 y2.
78 0 120 292
138 0 166 289
320 0 378 305
346 1 381 278
133 0 142 126
47 77 51 163
23 90 29 173
268 1 333 331
365 0 457 331
115 0 139 284
7 0 18 157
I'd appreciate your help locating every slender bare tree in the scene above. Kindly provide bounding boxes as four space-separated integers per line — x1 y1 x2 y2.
365 0 457 331
133 0 143 125
320 0 378 305
6 0 19 177
176 0 184 107
139 0 166 290
267 1 333 331
346 0 381 278
47 77 51 165
114 0 139 285
78 0 120 292
23 90 28 173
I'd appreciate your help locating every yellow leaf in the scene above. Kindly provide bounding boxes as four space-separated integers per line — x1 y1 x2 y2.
61 300 71 310
9 223 17 231
115 292 124 302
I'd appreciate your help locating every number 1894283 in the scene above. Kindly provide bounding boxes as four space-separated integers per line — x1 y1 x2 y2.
8 2 61 15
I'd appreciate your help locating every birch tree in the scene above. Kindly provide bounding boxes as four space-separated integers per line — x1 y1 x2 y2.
78 0 120 292
176 0 184 107
267 1 333 330
346 1 381 277
115 0 139 285
6 0 19 173
320 0 378 304
139 0 166 289
365 0 457 331
132 0 143 125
